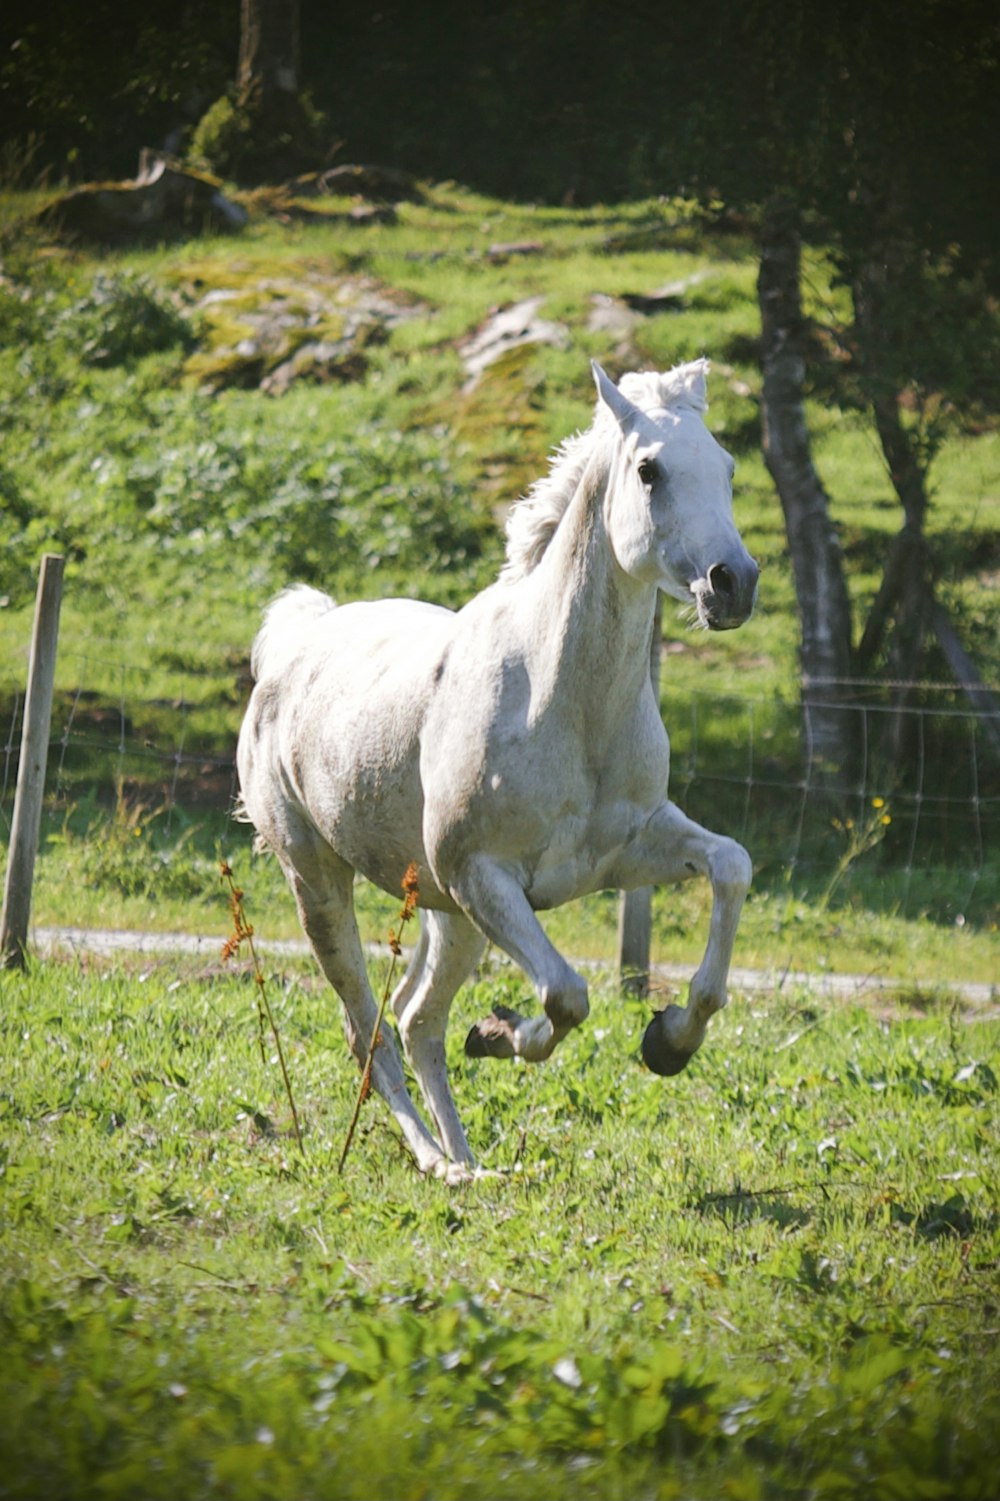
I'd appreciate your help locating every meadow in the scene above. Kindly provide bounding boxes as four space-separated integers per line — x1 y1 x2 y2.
1 181 998 1497
1 947 998 1500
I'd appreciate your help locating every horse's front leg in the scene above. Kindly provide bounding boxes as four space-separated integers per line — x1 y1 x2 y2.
447 855 590 1063
608 800 752 1076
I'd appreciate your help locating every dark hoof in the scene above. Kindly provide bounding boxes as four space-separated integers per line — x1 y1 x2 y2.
464 1004 523 1060
641 1011 695 1077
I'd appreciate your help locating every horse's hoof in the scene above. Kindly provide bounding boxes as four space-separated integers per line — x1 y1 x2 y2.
464 1004 522 1060
432 1159 478 1186
641 1010 695 1077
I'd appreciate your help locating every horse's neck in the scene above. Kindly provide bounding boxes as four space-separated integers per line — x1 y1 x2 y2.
519 452 658 713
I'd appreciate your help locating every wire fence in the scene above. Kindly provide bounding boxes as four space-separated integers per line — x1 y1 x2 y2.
1 647 240 835
672 686 994 845
2 645 999 920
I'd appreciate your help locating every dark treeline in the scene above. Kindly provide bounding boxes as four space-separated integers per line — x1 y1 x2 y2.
2 0 708 200
2 1 992 239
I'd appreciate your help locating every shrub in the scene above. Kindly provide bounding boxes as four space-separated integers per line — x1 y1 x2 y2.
53 271 199 367
186 94 250 181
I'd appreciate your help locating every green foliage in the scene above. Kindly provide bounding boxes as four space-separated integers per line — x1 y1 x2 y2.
186 93 257 183
46 788 220 905
53 270 200 368
0 960 997 1498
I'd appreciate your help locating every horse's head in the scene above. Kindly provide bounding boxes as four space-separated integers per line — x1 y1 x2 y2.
593 361 759 629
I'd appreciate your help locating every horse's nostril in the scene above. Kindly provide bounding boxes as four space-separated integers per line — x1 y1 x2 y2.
708 563 735 599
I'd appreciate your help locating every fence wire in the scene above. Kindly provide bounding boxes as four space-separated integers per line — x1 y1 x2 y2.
666 681 998 918
1 650 998 917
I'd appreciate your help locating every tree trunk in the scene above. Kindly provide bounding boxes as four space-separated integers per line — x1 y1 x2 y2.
851 248 936 765
238 0 300 108
757 197 857 786
193 0 324 186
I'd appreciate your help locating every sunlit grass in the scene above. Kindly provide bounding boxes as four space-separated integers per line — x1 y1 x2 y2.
0 957 997 1498
10 800 997 987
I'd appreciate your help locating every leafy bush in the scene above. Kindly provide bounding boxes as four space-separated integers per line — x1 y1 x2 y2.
186 94 249 180
50 788 219 904
28 390 498 602
53 271 199 367
258 424 496 589
187 89 328 184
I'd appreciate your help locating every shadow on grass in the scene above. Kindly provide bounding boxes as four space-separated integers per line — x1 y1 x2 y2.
694 1188 812 1232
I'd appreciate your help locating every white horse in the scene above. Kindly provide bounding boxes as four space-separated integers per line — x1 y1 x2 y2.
237 360 759 1182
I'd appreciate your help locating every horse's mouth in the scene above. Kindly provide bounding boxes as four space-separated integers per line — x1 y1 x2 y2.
691 590 750 631
690 562 759 630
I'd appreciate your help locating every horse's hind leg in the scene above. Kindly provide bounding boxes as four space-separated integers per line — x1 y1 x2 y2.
284 849 464 1182
391 910 486 1166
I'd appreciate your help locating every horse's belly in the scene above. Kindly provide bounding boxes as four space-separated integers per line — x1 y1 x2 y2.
524 802 645 909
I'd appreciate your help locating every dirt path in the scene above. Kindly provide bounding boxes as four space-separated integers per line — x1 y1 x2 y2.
32 924 997 1010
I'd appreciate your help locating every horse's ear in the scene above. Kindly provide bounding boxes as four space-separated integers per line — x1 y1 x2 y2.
592 360 642 431
678 358 709 409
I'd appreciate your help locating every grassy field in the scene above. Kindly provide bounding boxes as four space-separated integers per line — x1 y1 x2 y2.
1 181 998 985
20 811 1000 990
1 950 998 1499
1 180 998 1498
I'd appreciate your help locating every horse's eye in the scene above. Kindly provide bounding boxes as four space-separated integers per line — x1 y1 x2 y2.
637 458 657 487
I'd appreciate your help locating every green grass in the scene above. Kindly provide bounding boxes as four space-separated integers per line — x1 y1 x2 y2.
1 954 998 1498
5 798 995 987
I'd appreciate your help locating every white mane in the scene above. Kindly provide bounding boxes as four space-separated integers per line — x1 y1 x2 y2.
501 359 710 582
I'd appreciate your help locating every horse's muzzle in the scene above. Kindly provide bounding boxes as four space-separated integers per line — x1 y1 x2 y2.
695 555 759 630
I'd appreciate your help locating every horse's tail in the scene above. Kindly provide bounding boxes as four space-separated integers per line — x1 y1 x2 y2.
250 584 336 683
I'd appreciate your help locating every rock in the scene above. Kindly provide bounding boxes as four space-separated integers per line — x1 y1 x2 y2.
619 271 710 312
587 293 639 341
267 199 397 227
183 266 423 394
485 240 545 263
460 297 569 381
35 157 247 245
283 163 424 202
589 271 712 332
260 341 369 395
587 272 716 355
348 204 397 226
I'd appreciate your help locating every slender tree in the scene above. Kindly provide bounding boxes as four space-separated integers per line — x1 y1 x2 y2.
757 197 856 783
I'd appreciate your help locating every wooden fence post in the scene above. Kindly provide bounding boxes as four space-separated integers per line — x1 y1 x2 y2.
1 554 65 969
618 592 663 995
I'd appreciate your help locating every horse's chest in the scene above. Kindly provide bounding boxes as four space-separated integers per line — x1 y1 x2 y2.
524 753 664 908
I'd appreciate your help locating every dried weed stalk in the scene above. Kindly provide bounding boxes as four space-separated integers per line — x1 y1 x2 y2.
338 862 420 1174
220 859 304 1156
